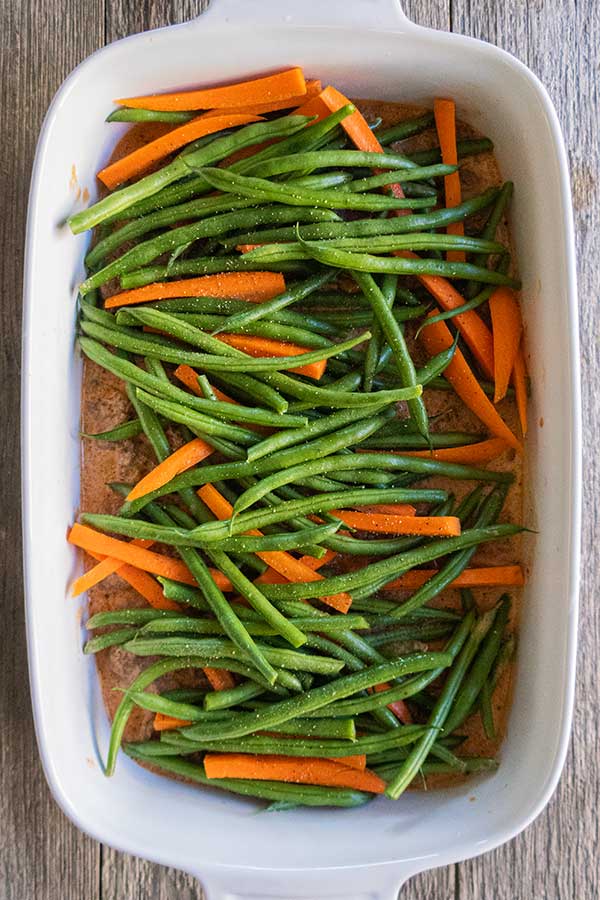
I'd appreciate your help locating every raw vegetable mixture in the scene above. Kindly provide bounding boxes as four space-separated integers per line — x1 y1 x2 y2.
68 67 527 809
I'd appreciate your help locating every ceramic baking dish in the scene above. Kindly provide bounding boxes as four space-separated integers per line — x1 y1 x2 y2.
22 1 581 896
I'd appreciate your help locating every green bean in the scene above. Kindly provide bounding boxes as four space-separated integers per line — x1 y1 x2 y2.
162 688 207 704
326 233 504 254
260 524 520 602
360 431 483 450
243 149 453 178
363 274 394 392
80 204 336 294
86 197 261 268
81 418 143 441
204 681 266 711
123 748 371 807
217 187 498 248
86 608 184 629
124 636 344 677
296 239 520 287
210 271 334 335
69 116 311 234
385 608 495 798
126 690 221 722
407 138 494 167
180 652 450 741
106 107 196 123
292 305 427 329
388 485 509 617
340 165 448 193
378 112 435 145
161 725 427 760
79 337 305 430
83 628 137 653
120 256 310 290
197 167 427 211
288 172 354 190
443 596 510 734
262 370 424 409
190 487 447 543
353 270 429 439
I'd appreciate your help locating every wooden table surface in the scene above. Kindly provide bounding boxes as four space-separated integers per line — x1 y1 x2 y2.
2 1 598 897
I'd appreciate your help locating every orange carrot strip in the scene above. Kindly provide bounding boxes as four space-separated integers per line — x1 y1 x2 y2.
327 511 461 537
395 437 510 465
255 550 336 585
154 714 191 731
489 287 523 403
203 667 236 691
71 537 154 597
85 547 180 611
201 79 321 118
382 564 525 592
105 272 286 309
512 344 528 435
359 504 417 516
203 753 386 793
68 523 232 590
215 333 326 380
98 113 262 189
433 98 465 262
117 68 307 112
127 438 214 501
373 683 413 724
198 485 351 613
419 314 521 451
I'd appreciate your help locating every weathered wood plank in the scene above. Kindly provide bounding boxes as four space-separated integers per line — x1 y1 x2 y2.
451 0 600 897
0 0 103 898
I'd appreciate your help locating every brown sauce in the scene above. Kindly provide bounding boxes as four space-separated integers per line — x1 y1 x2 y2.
79 99 522 786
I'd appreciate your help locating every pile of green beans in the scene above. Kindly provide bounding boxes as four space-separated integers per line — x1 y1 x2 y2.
72 98 523 809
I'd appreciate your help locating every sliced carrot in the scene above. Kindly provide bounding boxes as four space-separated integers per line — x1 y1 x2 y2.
255 550 336 585
198 485 351 613
104 272 286 309
512 344 528 435
373 683 413 724
68 523 232 590
433 98 465 262
154 713 191 731
203 753 386 793
204 667 236 691
419 314 521 451
237 243 266 253
394 437 510 465
382 564 525 591
359 504 417 516
97 113 262 189
116 68 307 112
85 547 181 611
71 537 154 597
215 333 326 380
201 79 322 118
489 287 523 403
127 438 214 501
328 511 461 537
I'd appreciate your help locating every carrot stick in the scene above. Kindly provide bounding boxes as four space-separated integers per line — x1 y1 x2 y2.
203 667 236 691
85 547 181 611
203 753 386 793
345 504 416 517
394 437 510 465
116 68 307 112
373 683 413 724
328 511 461 537
489 287 523 403
201 79 322 118
382 564 525 591
71 537 154 596
154 714 191 731
216 333 326 380
512 344 528 435
419 314 521 451
433 98 465 262
198 485 351 613
68 523 232 590
105 272 286 309
255 550 336 585
97 113 262 189
127 438 214 501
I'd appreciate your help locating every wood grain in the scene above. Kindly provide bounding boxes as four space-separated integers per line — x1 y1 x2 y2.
1 1 597 899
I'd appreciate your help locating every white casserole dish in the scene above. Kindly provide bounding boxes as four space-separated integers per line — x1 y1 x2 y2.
22 1 581 897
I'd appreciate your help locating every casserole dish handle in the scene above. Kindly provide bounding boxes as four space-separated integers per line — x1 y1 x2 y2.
199 870 412 900
198 0 414 31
